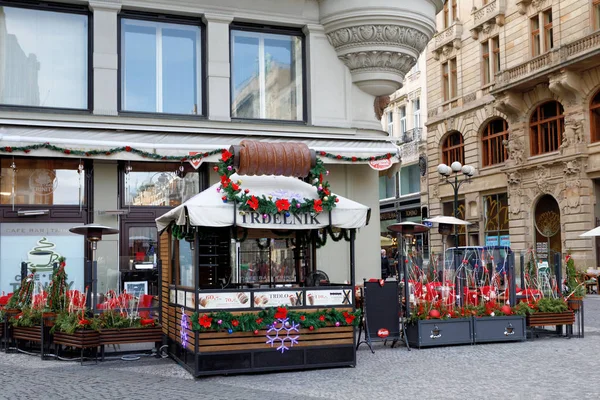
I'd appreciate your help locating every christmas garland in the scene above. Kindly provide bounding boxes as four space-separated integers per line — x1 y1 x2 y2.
0 142 396 164
214 149 338 217
191 306 361 334
1 143 225 161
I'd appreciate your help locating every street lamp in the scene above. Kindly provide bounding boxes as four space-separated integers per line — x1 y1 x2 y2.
437 162 474 306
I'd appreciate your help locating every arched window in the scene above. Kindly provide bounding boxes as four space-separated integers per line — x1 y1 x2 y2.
482 118 509 167
442 132 464 165
590 89 600 143
529 101 564 156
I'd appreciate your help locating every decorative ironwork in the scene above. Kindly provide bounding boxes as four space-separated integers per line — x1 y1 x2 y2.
535 211 561 238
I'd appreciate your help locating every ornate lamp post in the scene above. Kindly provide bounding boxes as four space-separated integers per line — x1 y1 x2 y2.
437 162 475 306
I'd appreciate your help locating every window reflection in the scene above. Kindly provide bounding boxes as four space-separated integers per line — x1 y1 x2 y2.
125 163 200 206
239 239 297 285
0 158 85 205
231 29 303 120
128 227 157 269
0 6 88 109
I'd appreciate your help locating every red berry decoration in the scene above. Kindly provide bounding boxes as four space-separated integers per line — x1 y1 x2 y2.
500 305 512 315
309 326 314 331
253 330 259 335
429 309 441 318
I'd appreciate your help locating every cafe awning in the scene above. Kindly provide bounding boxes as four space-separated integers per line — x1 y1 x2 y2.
156 173 370 232
0 125 400 165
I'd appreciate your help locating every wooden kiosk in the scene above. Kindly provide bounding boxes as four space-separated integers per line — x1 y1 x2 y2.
156 141 370 377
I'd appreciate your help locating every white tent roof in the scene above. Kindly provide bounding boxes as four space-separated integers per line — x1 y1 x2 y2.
156 173 370 231
580 226 600 237
424 216 472 226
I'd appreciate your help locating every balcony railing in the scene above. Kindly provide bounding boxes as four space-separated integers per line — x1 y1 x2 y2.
470 0 506 40
494 29 600 91
399 128 423 164
432 21 463 60
401 127 422 144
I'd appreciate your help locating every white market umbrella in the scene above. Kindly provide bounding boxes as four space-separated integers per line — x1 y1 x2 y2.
580 226 600 237
425 216 472 225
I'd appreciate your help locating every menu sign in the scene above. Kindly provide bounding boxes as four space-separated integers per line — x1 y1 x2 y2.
253 291 304 308
198 292 252 310
306 289 353 306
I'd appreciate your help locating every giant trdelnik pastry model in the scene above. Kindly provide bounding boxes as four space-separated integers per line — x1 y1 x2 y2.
230 140 316 178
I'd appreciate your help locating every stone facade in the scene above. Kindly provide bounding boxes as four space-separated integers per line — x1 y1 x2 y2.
425 0 600 268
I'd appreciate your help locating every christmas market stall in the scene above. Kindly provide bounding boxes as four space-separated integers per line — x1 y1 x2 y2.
156 141 369 377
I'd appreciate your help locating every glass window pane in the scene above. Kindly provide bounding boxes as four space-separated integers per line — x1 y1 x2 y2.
0 6 88 108
122 21 157 112
121 19 200 114
162 27 199 114
178 239 193 287
400 164 420 196
128 227 158 269
1 158 85 205
231 30 303 121
125 163 200 207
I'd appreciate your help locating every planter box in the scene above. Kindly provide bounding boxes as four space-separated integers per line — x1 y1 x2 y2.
99 326 162 346
406 318 473 348
526 311 575 327
53 330 100 349
12 326 41 342
0 322 4 338
473 316 526 343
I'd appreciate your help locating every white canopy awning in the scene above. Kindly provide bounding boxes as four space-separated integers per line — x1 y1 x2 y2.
0 125 399 164
580 226 600 237
156 173 370 231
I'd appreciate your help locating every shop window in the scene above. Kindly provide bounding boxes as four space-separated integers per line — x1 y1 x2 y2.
239 238 298 285
482 118 509 166
483 193 509 247
379 173 397 200
441 131 465 165
231 25 304 121
442 58 457 101
123 162 202 207
0 4 88 109
590 89 600 142
443 200 466 247
172 238 194 287
0 158 85 206
529 101 564 156
126 226 158 269
595 0 600 31
400 164 420 196
120 16 202 115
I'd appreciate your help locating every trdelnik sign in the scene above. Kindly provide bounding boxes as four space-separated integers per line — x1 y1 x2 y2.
239 211 323 227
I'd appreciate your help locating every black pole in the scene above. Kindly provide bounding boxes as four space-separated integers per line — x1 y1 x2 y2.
453 175 464 306
520 253 525 292
20 262 28 283
453 174 459 248
509 252 516 306
350 229 356 289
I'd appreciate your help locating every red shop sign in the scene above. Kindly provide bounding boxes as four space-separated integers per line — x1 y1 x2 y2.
377 328 389 338
368 158 393 171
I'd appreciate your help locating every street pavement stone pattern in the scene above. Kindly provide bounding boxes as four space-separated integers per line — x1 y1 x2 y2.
2 297 600 400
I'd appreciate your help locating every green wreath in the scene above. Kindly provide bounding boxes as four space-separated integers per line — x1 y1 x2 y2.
213 149 338 217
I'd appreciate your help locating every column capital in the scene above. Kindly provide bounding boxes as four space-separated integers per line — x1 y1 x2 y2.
88 0 122 12
202 13 234 25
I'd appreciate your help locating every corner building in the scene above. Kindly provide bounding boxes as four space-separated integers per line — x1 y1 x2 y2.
425 0 600 267
0 0 442 295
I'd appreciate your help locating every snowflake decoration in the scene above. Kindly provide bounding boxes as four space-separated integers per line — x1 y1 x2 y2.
269 190 304 203
180 307 189 349
265 318 300 353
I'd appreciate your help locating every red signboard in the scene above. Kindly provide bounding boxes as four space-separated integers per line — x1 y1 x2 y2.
188 152 203 169
368 158 393 171
377 328 390 338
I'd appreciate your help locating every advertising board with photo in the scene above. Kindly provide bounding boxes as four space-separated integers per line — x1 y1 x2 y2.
252 290 304 308
305 289 353 306
0 223 84 294
198 292 252 310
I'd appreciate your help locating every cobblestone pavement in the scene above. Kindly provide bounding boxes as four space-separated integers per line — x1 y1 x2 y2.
1 297 599 400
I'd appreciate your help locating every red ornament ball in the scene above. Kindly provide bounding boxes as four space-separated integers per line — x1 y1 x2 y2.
253 330 259 335
429 309 441 318
309 326 314 331
500 305 512 315
213 166 219 171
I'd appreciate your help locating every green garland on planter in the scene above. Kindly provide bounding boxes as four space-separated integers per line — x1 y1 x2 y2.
214 149 338 217
191 307 361 333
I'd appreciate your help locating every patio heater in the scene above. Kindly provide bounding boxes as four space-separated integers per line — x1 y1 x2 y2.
69 224 119 312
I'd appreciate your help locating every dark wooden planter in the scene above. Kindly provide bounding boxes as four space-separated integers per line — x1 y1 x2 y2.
473 316 526 343
406 318 473 348
12 326 42 342
567 298 583 311
99 326 162 345
526 311 575 327
53 330 100 349
42 312 57 328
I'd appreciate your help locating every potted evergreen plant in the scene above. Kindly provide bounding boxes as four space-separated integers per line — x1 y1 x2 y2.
564 254 585 311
